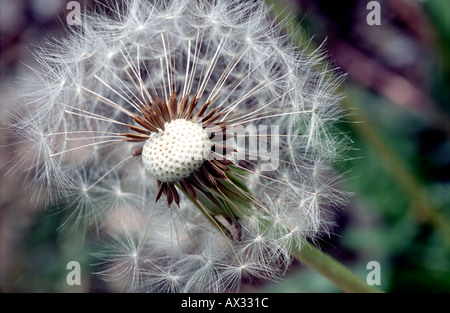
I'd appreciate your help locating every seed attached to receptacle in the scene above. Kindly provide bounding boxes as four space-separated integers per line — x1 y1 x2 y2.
142 119 211 182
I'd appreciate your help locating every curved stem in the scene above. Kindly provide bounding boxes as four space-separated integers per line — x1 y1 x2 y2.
292 241 382 293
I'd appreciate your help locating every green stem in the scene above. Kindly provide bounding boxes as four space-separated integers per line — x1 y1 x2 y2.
251 211 382 292
292 241 382 293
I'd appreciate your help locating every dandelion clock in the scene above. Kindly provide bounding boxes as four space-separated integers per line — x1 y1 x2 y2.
9 0 352 292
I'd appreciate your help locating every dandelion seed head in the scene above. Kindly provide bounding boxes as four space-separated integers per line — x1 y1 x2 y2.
9 0 350 293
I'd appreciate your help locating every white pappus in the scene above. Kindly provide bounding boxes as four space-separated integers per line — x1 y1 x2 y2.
8 0 349 292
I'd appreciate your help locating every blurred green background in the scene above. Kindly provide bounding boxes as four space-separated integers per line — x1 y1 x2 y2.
1 0 449 292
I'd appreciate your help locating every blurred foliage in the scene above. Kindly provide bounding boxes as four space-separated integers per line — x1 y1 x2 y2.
262 0 450 293
4 206 99 292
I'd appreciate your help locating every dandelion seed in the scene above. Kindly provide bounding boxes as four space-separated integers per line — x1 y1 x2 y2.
10 0 348 292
